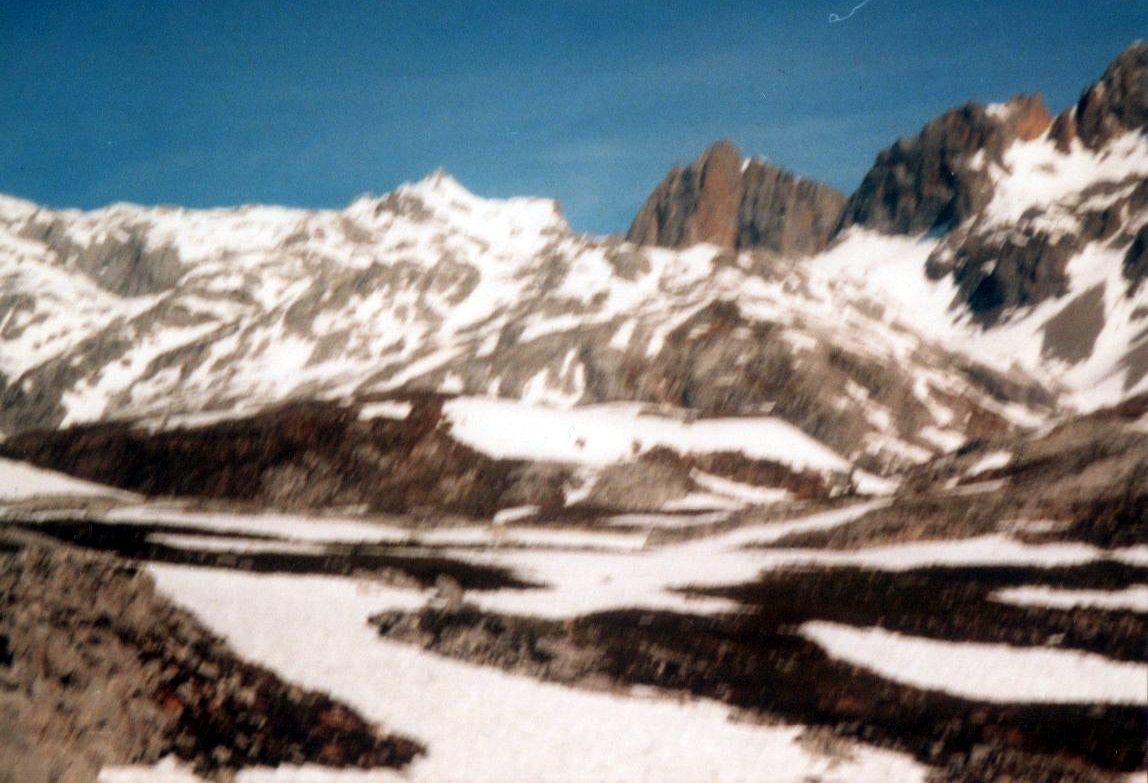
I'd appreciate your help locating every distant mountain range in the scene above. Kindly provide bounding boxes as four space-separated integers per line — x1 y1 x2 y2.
1 42 1144 516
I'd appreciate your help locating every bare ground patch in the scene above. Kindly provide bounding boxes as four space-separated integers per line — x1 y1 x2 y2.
0 532 422 783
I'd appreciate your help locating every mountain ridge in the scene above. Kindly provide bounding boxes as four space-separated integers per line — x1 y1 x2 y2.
1 43 1146 496
626 140 847 256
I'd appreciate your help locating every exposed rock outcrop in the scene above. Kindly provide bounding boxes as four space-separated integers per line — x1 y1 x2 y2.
840 43 1148 326
836 94 1052 237
1124 220 1148 295
627 141 846 255
1051 40 1148 151
16 212 184 297
0 396 565 519
0 535 422 782
924 228 1079 325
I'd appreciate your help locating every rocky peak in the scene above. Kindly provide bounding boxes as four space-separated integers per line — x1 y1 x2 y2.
1052 41 1148 151
626 141 846 256
835 94 1051 237
998 93 1056 141
397 168 479 205
838 44 1148 329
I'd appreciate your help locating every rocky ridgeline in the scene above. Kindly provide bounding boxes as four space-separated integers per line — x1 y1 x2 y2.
836 94 1055 237
0 535 422 782
845 42 1148 325
1050 41 1148 152
629 44 1147 332
627 140 847 256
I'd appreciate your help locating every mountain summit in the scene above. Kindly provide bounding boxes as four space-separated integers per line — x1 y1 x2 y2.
626 141 846 256
835 94 1055 237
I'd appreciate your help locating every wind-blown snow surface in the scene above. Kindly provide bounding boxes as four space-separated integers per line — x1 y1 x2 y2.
123 567 928 783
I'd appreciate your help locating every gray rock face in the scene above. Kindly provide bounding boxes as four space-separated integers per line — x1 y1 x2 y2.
627 141 846 256
17 212 184 297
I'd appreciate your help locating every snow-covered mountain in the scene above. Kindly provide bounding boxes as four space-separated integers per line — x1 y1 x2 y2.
0 42 1145 505
833 42 1148 410
0 170 1050 473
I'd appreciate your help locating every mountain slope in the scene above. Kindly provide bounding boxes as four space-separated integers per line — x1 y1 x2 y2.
0 167 1051 482
819 42 1148 410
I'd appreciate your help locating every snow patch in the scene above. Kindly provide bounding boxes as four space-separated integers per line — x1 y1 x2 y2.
358 401 413 421
690 470 791 505
965 450 1012 477
992 585 1148 613
0 457 134 502
442 398 850 473
801 621 1146 704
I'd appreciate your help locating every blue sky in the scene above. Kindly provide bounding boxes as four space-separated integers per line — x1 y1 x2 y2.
1 1 1143 234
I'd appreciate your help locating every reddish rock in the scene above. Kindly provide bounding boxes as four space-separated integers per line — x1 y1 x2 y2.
627 141 846 256
1003 94 1053 141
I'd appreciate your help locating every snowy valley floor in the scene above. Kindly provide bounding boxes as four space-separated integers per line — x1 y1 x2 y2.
0 489 1139 783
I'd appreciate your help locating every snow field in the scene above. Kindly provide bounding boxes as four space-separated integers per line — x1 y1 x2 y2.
439 500 1148 621
103 505 654 553
442 397 851 472
124 566 929 783
78 496 1146 781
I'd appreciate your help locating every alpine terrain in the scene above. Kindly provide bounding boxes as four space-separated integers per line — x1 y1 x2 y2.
0 41 1144 783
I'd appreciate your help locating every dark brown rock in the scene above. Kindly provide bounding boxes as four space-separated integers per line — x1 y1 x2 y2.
1052 41 1148 151
930 229 1079 325
0 395 564 518
0 538 423 782
1124 221 1148 296
627 141 846 256
836 95 1050 237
